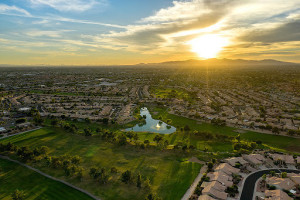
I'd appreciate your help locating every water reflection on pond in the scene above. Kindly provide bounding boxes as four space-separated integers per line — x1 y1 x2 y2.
125 107 176 134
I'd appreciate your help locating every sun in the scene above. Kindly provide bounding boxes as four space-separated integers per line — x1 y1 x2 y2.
188 34 229 59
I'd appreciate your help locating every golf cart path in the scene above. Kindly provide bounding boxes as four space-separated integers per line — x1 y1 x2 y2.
0 155 100 200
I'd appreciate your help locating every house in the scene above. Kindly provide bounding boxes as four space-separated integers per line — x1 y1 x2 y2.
198 194 216 200
296 157 300 164
288 173 300 185
243 154 265 166
215 163 240 175
224 157 248 167
270 154 295 165
201 181 227 200
267 177 295 190
0 127 7 133
207 171 233 187
265 189 292 200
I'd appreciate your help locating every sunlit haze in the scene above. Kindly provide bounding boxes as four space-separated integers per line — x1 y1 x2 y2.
1 0 300 65
188 34 229 59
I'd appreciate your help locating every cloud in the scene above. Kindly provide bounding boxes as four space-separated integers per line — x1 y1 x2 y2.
80 0 300 59
84 0 238 53
0 7 125 29
239 20 300 43
25 30 71 38
0 4 31 16
29 0 108 12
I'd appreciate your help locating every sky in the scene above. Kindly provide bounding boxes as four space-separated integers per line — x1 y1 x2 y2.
1 0 300 65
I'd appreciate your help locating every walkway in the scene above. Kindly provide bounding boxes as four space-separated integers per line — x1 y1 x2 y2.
0 155 100 200
0 127 42 140
181 165 207 200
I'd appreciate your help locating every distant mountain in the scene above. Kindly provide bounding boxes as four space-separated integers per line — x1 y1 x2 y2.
138 58 299 68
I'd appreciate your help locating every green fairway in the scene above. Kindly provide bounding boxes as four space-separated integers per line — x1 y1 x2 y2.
0 128 202 200
0 158 94 200
148 106 300 153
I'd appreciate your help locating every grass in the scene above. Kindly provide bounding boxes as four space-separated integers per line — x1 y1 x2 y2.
150 88 189 99
147 106 300 153
0 158 94 200
0 127 202 200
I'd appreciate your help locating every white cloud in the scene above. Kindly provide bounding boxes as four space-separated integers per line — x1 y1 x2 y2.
140 0 210 23
26 30 68 38
29 0 108 12
0 4 31 16
84 0 300 57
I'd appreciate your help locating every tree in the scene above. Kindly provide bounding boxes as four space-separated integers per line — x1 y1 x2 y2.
39 146 49 155
103 118 109 125
84 128 92 136
270 171 276 176
85 118 91 124
126 131 134 142
145 193 160 200
51 119 58 126
121 170 132 184
183 125 190 132
76 166 84 181
98 168 109 184
11 189 25 200
163 140 169 149
133 133 139 143
111 167 118 173
272 127 279 134
144 177 151 190
281 172 287 178
166 119 172 124
137 172 142 188
89 167 97 179
118 135 127 146
207 162 214 171
144 140 150 146
71 155 82 165
153 135 163 144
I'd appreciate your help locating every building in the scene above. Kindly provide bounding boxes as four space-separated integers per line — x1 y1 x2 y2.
224 157 248 167
270 154 295 165
198 194 216 200
288 173 300 185
265 189 292 200
201 181 227 200
207 171 233 187
214 163 240 175
243 154 265 166
267 177 295 190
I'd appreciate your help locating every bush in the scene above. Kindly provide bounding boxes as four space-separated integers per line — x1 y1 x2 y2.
121 170 132 184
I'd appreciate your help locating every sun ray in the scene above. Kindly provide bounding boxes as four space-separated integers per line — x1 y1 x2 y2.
188 34 229 59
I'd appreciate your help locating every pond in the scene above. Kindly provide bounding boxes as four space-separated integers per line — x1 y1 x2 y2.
125 107 176 134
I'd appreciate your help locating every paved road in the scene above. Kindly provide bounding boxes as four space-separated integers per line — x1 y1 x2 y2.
0 127 42 140
240 168 300 200
0 155 100 200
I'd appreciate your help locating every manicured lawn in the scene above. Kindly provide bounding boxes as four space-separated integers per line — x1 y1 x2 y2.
0 128 202 200
148 106 300 153
0 158 94 200
150 88 189 100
